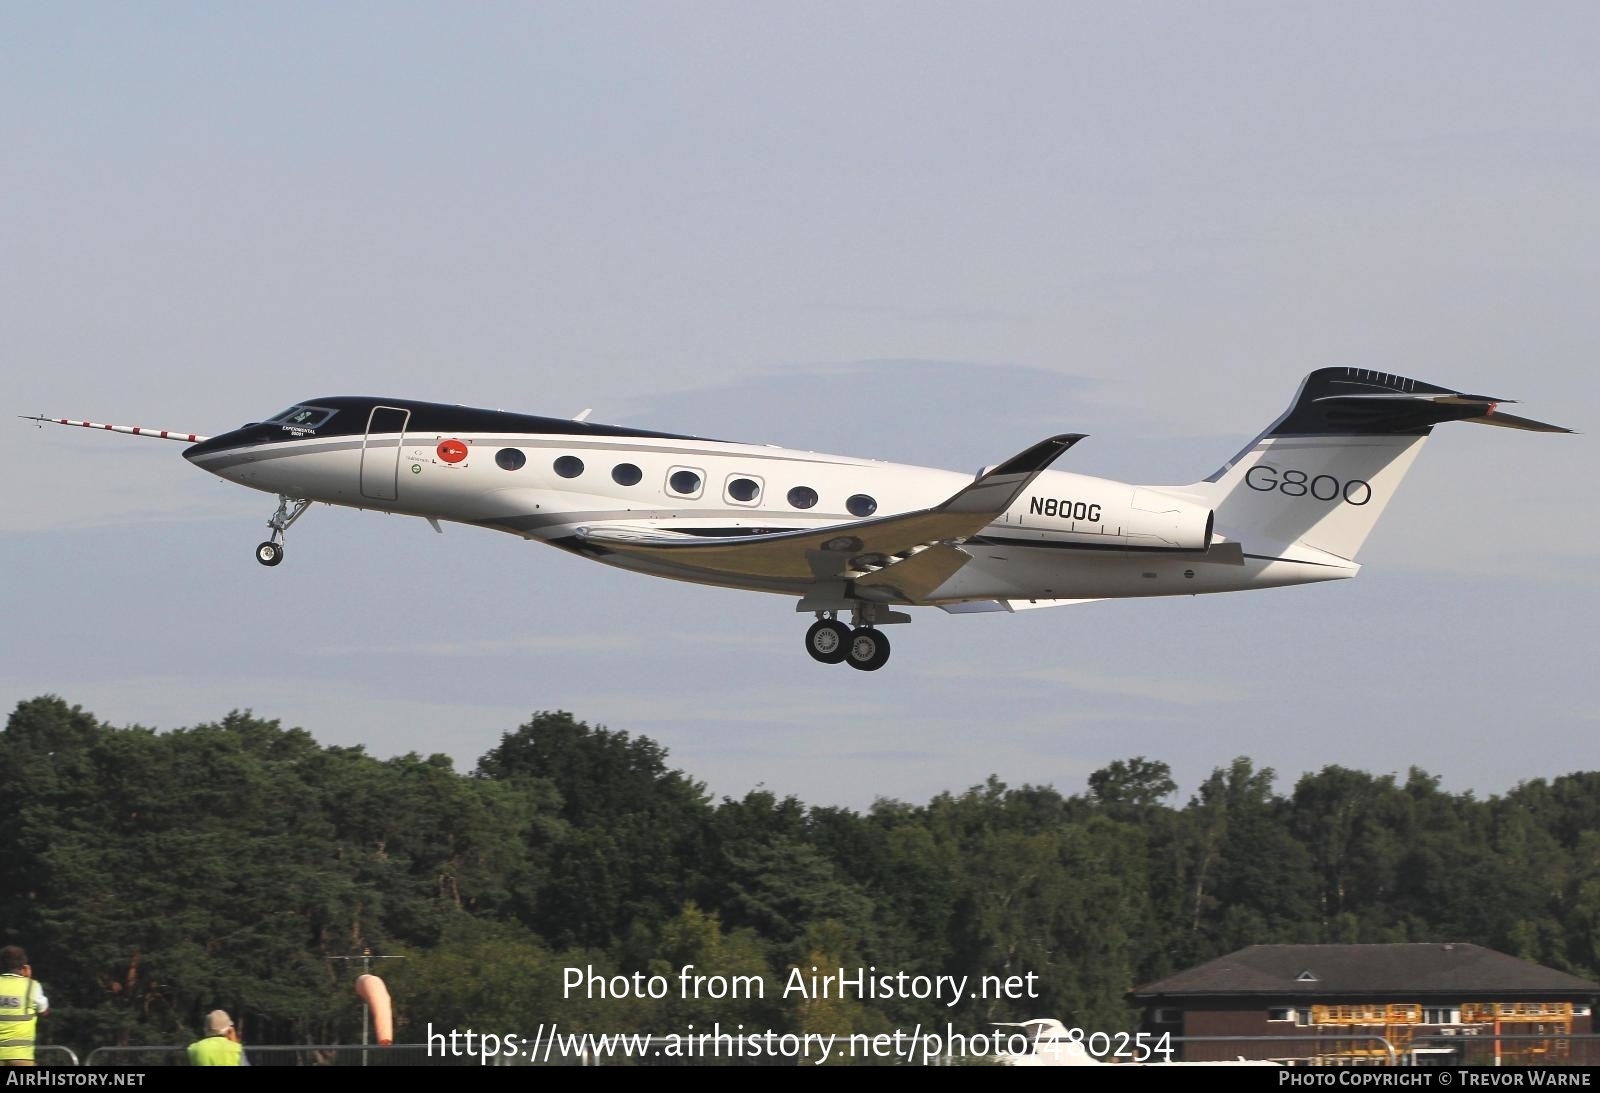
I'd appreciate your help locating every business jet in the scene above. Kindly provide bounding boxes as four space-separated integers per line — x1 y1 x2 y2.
24 367 1568 671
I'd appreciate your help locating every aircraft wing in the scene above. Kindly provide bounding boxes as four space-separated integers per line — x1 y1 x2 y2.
576 433 1085 591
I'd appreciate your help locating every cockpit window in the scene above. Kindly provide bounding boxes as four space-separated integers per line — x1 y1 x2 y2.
267 405 336 430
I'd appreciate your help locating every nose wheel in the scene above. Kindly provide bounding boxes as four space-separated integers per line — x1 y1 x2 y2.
255 495 311 567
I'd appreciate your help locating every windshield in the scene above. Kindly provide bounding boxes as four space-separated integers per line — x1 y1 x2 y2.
265 405 336 430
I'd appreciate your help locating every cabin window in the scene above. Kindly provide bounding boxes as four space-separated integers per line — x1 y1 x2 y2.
846 494 877 518
726 476 762 504
787 486 818 510
495 448 526 471
553 456 584 479
667 468 703 498
612 463 642 486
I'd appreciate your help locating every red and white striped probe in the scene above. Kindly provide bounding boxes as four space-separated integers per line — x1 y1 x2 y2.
19 415 211 443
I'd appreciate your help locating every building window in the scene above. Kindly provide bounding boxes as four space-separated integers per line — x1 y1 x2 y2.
1424 1008 1461 1025
846 493 877 518
1267 1007 1295 1022
726 476 762 504
668 468 703 498
787 486 819 510
1152 1008 1181 1025
553 456 584 479
612 463 642 486
495 448 526 471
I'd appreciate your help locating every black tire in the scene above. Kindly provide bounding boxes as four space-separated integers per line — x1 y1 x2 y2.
805 620 851 664
256 542 284 567
846 627 891 672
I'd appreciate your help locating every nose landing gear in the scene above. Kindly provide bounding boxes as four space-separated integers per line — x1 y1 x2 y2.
256 495 311 567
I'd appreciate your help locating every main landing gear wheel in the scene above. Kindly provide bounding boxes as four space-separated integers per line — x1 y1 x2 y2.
256 542 284 567
846 627 891 672
805 619 852 664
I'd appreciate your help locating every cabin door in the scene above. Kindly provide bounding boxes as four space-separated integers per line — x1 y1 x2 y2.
360 406 410 501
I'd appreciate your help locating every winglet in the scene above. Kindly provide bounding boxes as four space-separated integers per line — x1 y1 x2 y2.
938 433 1085 516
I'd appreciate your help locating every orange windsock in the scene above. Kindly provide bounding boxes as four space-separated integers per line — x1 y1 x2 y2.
355 974 394 1046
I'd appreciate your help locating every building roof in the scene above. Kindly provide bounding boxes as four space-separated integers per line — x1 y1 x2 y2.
1132 944 1600 1000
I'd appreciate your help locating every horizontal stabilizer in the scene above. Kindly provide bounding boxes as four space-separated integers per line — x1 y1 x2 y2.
1322 392 1573 433
1463 410 1574 433
1269 368 1571 436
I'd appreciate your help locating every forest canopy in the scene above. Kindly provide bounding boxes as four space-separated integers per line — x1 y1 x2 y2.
3 696 1596 1054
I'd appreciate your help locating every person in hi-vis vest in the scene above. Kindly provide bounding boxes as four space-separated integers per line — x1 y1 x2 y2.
188 1010 248 1066
0 946 49 1066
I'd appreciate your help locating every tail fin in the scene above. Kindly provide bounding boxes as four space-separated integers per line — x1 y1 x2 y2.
1176 368 1571 562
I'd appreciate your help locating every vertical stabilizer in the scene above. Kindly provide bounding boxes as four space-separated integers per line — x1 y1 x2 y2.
1168 368 1569 562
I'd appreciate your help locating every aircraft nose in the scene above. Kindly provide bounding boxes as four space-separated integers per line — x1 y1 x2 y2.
184 423 272 463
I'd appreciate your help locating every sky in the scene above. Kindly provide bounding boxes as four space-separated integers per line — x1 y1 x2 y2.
3 2 1596 811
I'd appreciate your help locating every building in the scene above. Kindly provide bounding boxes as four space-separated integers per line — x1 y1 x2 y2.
1130 944 1599 1065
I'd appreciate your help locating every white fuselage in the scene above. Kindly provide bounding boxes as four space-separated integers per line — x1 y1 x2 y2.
187 420 1353 607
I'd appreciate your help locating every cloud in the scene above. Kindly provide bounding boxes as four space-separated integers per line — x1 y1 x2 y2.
311 634 642 657
928 660 1251 706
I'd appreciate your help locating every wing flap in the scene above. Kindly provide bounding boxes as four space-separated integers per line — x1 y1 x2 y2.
939 597 1103 614
850 544 972 601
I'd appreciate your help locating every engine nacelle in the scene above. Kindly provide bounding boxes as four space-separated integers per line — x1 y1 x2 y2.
1124 487 1214 552
1005 475 1214 553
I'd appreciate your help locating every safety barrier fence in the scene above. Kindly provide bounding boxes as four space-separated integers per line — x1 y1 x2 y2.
85 1044 474 1067
82 1036 981 1066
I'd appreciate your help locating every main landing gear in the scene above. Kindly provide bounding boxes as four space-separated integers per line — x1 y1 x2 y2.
255 495 311 567
805 611 892 672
